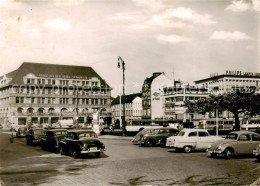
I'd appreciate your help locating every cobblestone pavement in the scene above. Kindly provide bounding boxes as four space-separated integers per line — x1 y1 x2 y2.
0 130 259 185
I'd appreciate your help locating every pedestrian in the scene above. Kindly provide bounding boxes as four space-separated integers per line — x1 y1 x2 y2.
10 131 14 143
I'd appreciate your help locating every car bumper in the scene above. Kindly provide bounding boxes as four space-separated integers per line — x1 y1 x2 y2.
207 149 225 157
80 148 105 154
253 150 260 157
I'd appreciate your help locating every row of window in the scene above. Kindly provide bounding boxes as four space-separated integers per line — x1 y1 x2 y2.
26 78 100 87
113 110 142 117
9 87 109 96
15 97 108 105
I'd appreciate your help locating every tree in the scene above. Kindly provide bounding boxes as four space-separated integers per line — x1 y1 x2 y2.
185 92 260 131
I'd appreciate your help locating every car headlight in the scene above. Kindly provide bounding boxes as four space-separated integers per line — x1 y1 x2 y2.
216 145 222 151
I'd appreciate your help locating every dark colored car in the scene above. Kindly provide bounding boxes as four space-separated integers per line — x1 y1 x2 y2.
59 130 105 159
140 127 179 147
41 129 68 151
132 128 156 145
26 128 46 145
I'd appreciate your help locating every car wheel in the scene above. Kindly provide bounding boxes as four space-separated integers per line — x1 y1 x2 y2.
145 139 153 147
72 151 79 159
160 139 166 148
224 148 233 159
256 156 260 162
60 147 65 155
95 152 101 158
208 153 216 158
183 146 192 153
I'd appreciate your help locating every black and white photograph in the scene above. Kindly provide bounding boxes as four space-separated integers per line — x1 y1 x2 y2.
0 0 260 185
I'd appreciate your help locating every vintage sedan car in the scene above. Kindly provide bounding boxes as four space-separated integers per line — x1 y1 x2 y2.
16 126 28 138
140 127 179 147
166 129 223 153
41 129 68 151
26 128 46 145
207 131 260 159
59 130 105 158
132 128 156 145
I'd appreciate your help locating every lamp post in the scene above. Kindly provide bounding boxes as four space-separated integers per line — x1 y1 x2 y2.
117 56 126 136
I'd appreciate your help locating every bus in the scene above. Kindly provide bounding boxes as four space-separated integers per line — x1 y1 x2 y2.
198 118 234 131
126 120 169 132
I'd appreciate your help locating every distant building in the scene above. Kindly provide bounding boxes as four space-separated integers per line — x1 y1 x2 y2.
141 72 172 120
111 93 142 126
195 70 260 94
0 62 112 127
163 81 208 125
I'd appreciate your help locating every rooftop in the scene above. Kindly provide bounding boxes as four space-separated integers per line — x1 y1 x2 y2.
1 62 110 88
111 93 142 105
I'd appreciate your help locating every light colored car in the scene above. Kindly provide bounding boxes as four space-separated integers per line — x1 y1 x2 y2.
166 129 223 153
207 131 260 159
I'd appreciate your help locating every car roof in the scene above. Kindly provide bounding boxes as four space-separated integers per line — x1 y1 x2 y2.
229 130 259 135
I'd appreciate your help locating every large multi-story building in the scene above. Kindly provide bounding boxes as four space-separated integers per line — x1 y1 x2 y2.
141 72 172 120
194 70 260 94
111 93 142 126
163 81 208 125
0 62 112 127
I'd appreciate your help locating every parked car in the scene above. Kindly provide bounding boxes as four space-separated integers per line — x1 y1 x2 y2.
59 130 105 158
253 143 260 161
16 126 28 138
26 128 46 145
166 129 223 153
207 131 260 159
41 129 68 151
140 127 179 147
132 128 156 145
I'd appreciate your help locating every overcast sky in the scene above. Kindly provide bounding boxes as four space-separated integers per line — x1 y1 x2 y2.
0 0 259 96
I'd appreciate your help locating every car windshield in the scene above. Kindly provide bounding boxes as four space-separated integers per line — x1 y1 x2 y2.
178 131 185 136
79 132 97 139
225 133 238 140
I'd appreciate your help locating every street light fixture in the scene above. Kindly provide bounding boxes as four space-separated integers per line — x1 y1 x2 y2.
117 56 126 136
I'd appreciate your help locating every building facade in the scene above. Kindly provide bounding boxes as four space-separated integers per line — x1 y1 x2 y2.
142 72 172 120
0 62 112 127
194 70 260 94
111 93 142 126
163 81 208 125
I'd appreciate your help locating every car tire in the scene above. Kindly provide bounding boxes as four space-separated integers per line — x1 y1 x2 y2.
183 146 192 153
41 145 46 150
72 151 79 159
95 152 101 158
256 156 260 162
208 153 216 158
224 148 233 159
60 147 65 155
145 139 153 147
160 139 166 148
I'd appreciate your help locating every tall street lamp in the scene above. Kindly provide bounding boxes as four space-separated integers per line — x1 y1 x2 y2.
117 56 126 136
